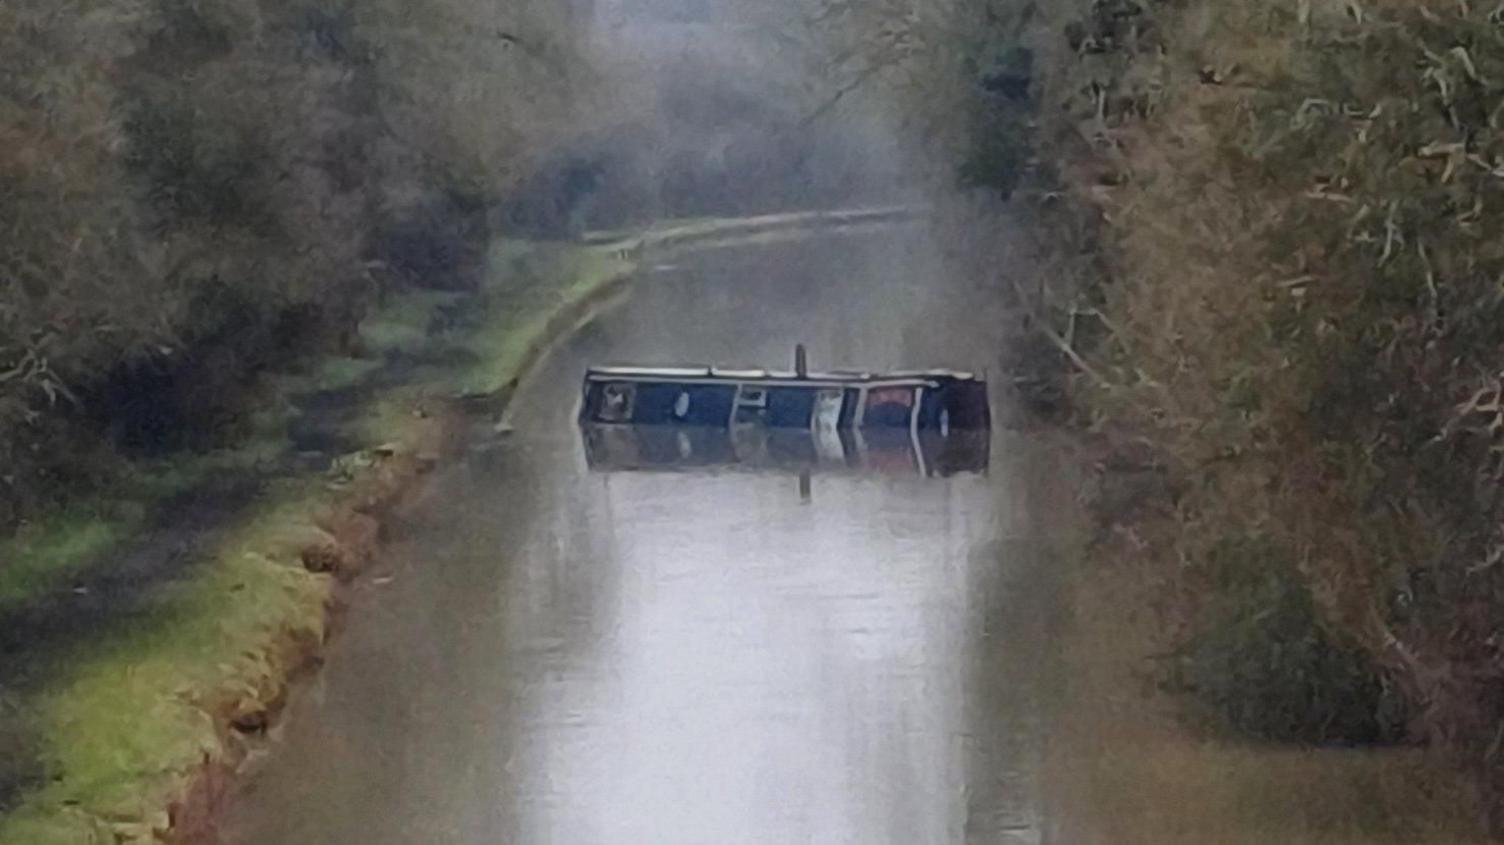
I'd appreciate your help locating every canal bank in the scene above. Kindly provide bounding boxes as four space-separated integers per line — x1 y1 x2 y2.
1023 438 1491 844
216 219 1020 845
0 210 901 845
0 239 635 845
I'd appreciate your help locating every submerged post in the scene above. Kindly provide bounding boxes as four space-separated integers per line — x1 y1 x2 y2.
795 343 808 379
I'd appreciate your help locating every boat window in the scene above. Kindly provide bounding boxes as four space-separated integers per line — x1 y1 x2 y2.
599 383 635 422
767 387 818 428
863 386 917 428
733 385 769 424
632 383 737 425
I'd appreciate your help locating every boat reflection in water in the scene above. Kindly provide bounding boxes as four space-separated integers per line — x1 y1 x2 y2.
577 350 991 478
580 424 989 478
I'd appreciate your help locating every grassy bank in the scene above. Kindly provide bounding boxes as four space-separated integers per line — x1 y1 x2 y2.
0 240 634 845
0 209 893 843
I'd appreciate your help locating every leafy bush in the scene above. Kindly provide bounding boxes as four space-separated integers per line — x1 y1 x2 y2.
1169 539 1405 746
0 0 597 527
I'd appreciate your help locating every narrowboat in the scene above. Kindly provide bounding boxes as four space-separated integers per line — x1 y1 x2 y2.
577 347 991 434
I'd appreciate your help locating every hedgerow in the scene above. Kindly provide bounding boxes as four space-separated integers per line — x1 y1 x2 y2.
0 0 594 525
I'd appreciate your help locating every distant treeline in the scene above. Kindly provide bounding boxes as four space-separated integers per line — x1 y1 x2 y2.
0 0 599 525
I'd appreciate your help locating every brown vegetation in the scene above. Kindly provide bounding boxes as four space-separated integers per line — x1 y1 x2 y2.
792 0 1504 826
1013 0 1504 825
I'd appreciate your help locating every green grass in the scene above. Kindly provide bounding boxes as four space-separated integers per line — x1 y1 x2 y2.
445 246 632 397
283 355 383 396
358 289 466 357
0 217 857 841
0 238 644 844
0 514 139 620
585 208 906 252
0 428 306 625
0 499 333 845
0 402 298 621
658 220 903 255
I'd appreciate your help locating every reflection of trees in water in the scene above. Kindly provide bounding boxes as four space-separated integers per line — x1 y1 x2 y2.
960 442 1063 844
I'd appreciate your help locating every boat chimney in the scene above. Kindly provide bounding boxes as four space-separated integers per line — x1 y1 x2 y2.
795 343 808 379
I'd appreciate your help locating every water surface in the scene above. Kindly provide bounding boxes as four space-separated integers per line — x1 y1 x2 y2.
223 227 1042 844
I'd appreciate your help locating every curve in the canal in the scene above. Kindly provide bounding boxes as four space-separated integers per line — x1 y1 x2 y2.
221 223 1047 844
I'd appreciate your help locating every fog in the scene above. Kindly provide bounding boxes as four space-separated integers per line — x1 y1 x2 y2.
13 0 1501 842
500 0 923 234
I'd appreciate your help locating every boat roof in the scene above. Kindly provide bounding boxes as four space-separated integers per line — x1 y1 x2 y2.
585 365 981 384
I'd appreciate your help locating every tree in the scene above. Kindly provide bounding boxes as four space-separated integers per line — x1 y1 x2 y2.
0 0 602 524
760 0 1042 194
